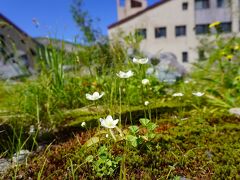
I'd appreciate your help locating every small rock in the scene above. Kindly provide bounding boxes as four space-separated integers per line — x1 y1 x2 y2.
179 177 191 180
205 150 213 159
12 150 30 164
0 158 11 174
229 108 240 117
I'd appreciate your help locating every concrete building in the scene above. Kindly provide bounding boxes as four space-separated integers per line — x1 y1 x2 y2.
0 13 40 78
108 0 240 69
0 13 80 79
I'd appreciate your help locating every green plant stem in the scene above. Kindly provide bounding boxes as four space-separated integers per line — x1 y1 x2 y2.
119 84 122 128
109 129 116 141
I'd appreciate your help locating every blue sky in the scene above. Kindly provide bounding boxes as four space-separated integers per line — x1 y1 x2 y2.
1 0 159 42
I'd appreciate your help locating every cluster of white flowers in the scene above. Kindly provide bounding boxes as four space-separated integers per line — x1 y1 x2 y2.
172 93 184 97
172 92 205 97
86 92 105 101
133 57 149 64
81 122 86 127
116 70 134 79
192 92 204 97
116 57 148 79
144 101 149 106
99 115 119 129
142 79 150 85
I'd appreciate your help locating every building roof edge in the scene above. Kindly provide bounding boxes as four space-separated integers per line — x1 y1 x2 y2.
108 0 171 29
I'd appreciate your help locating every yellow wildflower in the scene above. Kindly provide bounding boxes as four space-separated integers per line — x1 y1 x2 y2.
226 54 233 61
234 45 239 50
209 21 221 28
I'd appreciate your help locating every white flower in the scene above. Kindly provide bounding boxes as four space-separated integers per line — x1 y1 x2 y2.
86 92 104 101
133 57 149 64
144 101 149 106
172 93 184 97
106 134 109 138
192 92 204 97
142 79 150 85
116 70 134 79
99 115 119 129
29 125 35 135
81 122 86 127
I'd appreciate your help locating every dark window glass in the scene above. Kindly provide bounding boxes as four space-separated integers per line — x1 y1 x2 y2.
0 35 6 56
175 26 186 37
195 0 210 9
21 39 25 44
131 0 142 8
182 52 188 63
182 2 188 10
195 24 209 34
220 22 232 33
217 0 225 7
30 48 36 56
136 28 147 39
155 27 166 38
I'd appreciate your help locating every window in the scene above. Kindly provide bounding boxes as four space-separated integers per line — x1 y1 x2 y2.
175 26 186 37
21 39 26 44
182 52 188 63
30 48 36 56
217 0 226 7
155 27 166 38
195 0 210 9
0 35 6 57
220 22 232 33
182 2 188 10
136 28 147 39
131 0 142 8
195 24 209 34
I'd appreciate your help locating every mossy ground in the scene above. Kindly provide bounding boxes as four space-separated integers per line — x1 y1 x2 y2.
3 109 240 179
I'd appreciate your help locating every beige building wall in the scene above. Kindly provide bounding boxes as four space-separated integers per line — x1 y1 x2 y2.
109 0 240 70
117 0 148 20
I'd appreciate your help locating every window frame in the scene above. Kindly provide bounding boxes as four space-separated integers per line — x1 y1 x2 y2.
136 28 147 39
155 27 167 38
195 0 210 9
182 52 188 63
220 22 232 33
175 26 186 37
182 2 188 10
195 24 209 35
131 0 142 8
217 0 226 8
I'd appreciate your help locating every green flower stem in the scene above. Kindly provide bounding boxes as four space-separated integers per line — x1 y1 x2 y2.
115 126 123 137
94 101 100 128
125 79 132 124
109 129 116 142
119 82 122 128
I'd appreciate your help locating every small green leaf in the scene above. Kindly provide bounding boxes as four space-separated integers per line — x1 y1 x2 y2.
139 118 150 126
147 122 157 131
128 125 139 134
126 135 138 147
148 133 156 139
85 155 94 162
